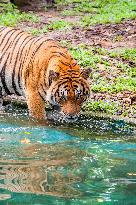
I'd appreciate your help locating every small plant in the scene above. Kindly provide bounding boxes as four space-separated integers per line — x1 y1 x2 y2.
56 0 136 26
60 40 71 48
48 20 72 31
67 44 136 95
92 77 136 93
109 48 136 65
28 20 72 36
84 100 118 115
28 26 49 36
120 49 136 64
128 68 136 78
0 4 39 26
62 10 79 16
70 45 101 68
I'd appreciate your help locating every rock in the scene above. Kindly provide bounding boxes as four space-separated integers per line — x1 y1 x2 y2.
117 93 124 99
123 97 131 104
11 0 55 10
130 94 136 104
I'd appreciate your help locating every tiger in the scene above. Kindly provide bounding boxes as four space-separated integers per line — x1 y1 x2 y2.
0 26 90 120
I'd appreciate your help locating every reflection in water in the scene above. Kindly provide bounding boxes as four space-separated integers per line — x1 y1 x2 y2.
0 113 136 204
0 143 93 198
0 194 11 201
1 140 135 204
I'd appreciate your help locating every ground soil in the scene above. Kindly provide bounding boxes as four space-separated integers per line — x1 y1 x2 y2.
19 9 136 49
5 7 136 118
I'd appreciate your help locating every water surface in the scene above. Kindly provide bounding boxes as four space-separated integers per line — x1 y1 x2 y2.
0 111 136 205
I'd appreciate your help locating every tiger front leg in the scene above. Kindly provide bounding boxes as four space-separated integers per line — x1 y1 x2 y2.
26 91 46 119
0 86 3 110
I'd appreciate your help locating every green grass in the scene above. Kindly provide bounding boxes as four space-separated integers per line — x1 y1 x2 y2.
56 0 136 26
0 4 40 26
48 20 72 30
128 68 136 78
92 77 136 93
68 44 136 93
110 48 136 64
61 10 80 16
28 20 72 36
27 26 49 36
69 45 101 69
83 100 118 115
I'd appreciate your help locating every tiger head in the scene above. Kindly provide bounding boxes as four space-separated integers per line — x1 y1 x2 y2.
46 61 91 121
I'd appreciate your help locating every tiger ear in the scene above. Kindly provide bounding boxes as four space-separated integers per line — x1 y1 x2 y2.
81 68 92 79
49 70 59 86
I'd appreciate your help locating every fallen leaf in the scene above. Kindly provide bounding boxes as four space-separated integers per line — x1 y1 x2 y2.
21 138 30 144
97 198 104 202
24 132 31 135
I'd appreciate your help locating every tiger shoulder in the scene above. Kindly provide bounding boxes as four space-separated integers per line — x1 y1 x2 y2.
0 26 91 121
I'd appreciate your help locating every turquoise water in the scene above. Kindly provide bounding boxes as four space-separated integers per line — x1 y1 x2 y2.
0 112 136 205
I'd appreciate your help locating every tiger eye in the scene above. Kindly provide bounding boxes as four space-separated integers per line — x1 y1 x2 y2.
61 95 67 101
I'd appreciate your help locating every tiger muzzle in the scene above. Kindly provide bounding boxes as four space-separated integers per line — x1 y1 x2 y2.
61 101 80 119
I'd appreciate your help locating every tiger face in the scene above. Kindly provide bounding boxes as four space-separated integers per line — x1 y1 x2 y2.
46 69 90 120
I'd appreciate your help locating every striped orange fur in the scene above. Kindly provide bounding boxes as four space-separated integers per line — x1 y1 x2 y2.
0 26 90 120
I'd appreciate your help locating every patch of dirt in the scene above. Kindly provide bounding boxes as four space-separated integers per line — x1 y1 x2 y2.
18 10 58 31
15 9 136 118
46 19 136 49
19 8 136 50
89 91 136 117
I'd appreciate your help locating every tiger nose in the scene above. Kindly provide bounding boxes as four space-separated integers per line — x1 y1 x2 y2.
52 104 61 111
61 101 81 117
62 109 80 117
66 114 79 121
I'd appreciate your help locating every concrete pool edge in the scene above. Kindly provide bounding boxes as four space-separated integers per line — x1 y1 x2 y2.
3 95 136 126
81 111 136 126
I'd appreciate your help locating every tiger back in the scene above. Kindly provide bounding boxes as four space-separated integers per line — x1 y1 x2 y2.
0 26 90 120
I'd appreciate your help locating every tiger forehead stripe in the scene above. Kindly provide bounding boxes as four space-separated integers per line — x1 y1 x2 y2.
67 69 75 73
51 64 63 70
59 74 80 81
47 54 62 65
59 60 71 67
51 51 68 59
72 62 77 67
